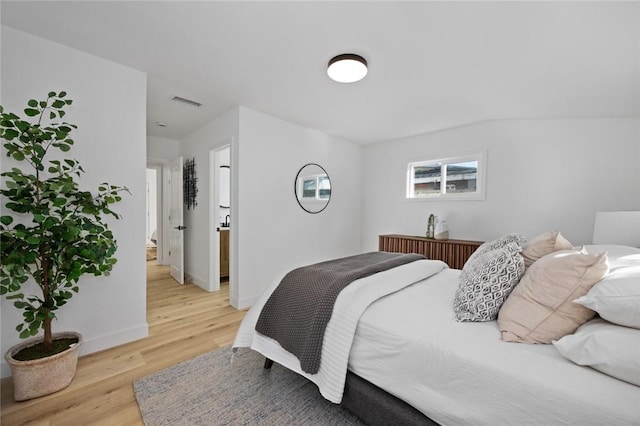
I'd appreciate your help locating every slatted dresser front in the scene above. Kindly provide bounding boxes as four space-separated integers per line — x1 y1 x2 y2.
379 234 483 270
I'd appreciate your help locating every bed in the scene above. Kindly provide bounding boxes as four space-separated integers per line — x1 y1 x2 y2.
232 237 640 425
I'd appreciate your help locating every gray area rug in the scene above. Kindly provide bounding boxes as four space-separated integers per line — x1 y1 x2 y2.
133 346 363 425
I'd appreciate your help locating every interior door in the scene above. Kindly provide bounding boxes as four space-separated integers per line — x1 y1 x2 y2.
169 157 184 284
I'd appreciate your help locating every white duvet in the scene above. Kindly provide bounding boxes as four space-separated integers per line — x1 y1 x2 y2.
233 259 640 425
232 259 447 403
350 268 640 426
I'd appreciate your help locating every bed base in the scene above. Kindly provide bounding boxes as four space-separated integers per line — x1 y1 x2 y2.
342 371 438 426
263 358 438 425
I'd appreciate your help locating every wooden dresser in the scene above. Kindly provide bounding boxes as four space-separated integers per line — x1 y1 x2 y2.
379 234 483 270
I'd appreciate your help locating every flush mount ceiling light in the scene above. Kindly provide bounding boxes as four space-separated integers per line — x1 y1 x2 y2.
327 54 368 83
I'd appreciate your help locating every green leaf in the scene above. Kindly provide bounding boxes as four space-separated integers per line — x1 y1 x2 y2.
26 236 40 245
15 121 29 132
3 128 19 139
59 91 67 97
0 216 13 226
24 108 39 117
48 91 56 97
12 152 25 161
6 293 24 300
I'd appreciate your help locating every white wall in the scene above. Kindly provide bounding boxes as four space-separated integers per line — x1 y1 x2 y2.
362 118 640 251
1 27 148 376
147 135 180 163
235 107 363 308
179 108 239 289
177 106 363 308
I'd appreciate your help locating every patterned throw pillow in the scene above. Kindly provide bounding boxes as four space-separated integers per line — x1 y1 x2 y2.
454 242 525 322
464 233 527 267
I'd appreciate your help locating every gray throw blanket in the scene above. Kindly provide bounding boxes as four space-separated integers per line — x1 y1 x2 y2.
255 251 425 374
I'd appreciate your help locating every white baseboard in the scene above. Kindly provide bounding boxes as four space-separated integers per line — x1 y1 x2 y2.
233 294 260 310
78 323 149 357
0 323 149 378
185 272 209 291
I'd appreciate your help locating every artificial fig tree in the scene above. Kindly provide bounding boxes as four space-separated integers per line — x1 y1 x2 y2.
0 91 128 356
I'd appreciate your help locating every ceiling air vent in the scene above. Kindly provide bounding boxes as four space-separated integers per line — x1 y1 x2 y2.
171 95 202 108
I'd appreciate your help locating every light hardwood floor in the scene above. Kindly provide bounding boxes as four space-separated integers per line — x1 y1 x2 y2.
1 261 246 425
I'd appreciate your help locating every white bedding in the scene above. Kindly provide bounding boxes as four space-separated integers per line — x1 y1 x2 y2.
233 256 640 425
349 268 640 426
232 259 447 403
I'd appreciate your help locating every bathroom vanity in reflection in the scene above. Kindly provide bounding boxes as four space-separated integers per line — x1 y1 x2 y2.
219 229 229 277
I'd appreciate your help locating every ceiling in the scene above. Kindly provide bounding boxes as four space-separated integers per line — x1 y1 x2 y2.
2 1 639 145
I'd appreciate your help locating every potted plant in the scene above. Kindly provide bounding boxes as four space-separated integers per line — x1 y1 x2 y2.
0 91 127 401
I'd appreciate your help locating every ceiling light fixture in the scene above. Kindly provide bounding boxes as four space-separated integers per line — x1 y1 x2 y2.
327 54 368 83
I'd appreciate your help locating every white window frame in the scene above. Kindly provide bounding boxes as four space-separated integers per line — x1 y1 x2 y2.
299 174 331 201
406 151 486 201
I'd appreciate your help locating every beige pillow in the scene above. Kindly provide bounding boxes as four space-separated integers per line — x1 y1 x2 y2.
498 248 609 344
521 231 573 268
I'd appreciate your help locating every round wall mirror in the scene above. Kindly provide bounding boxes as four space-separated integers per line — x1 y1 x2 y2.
294 163 331 214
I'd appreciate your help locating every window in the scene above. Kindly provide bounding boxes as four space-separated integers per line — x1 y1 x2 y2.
301 175 331 200
406 152 486 201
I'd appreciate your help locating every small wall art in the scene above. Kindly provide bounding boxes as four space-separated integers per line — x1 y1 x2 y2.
184 157 198 210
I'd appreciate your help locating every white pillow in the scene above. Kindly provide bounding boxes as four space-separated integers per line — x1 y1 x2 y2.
584 245 640 277
553 319 640 387
575 277 640 329
576 245 640 329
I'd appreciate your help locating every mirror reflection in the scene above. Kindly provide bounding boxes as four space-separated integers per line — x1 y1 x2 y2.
295 163 331 214
219 165 230 208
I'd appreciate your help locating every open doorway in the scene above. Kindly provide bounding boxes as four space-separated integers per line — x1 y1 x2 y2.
146 164 164 265
209 144 231 294
146 168 158 262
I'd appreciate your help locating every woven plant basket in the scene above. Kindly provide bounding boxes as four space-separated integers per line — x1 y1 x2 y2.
4 331 83 401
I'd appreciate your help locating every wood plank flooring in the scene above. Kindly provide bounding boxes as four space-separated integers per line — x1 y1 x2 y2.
1 261 246 425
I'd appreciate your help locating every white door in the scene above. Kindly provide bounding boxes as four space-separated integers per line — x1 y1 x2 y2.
169 157 184 284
